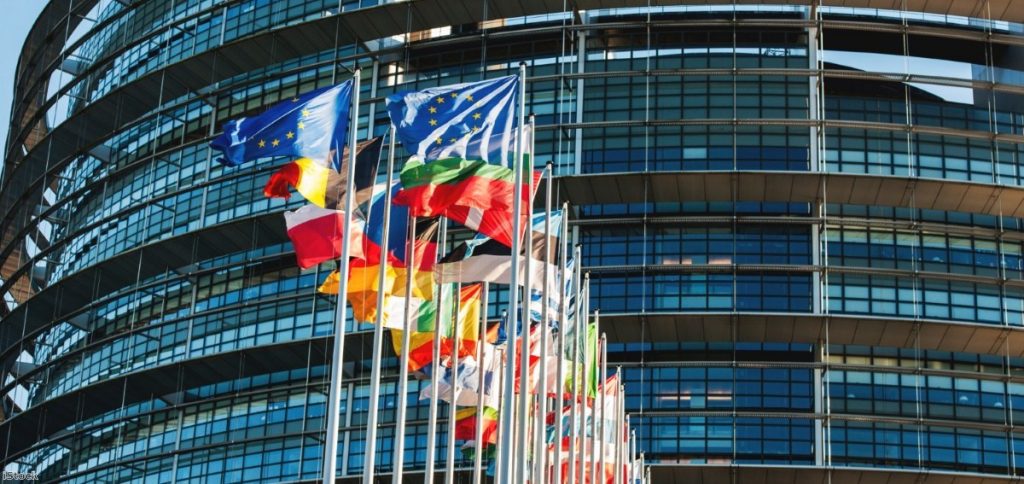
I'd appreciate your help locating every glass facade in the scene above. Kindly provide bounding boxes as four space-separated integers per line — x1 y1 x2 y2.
3 0 1024 482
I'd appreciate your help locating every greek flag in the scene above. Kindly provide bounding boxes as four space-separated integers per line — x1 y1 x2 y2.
529 256 576 328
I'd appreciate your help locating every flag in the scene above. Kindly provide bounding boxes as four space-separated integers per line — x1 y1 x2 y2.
488 311 515 346
284 205 366 269
390 328 443 372
318 262 434 322
386 76 519 165
360 181 441 268
434 210 562 286
420 336 500 407
263 137 382 209
211 82 352 168
387 285 456 372
387 282 477 371
596 375 621 484
585 322 599 398
393 156 541 248
452 283 483 357
455 406 500 444
513 323 543 395
529 256 573 328
315 219 440 324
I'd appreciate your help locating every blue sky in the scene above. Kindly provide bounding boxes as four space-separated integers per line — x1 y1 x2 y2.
1 3 46 161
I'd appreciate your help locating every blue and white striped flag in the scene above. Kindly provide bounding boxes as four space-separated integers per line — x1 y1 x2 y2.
529 256 576 328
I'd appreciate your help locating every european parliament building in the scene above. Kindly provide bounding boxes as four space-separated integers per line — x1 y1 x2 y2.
2 0 1024 482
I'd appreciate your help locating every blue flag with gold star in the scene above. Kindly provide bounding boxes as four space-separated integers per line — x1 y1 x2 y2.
211 80 353 169
386 76 519 166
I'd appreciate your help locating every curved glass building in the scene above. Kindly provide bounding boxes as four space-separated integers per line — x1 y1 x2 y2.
3 0 1024 482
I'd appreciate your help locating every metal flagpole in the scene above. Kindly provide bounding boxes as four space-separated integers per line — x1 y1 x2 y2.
534 157 554 484
566 245 582 484
494 338 507 483
614 372 623 484
590 312 601 484
472 282 489 484
391 213 417 484
616 380 624 484
444 282 463 483
622 425 630 482
598 334 607 484
629 428 636 484
322 68 362 484
362 126 396 483
424 220 448 484
517 114 537 483
552 202 568 484
577 277 591 484
497 61 528 484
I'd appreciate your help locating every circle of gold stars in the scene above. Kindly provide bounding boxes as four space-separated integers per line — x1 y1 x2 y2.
425 90 484 145
258 104 312 149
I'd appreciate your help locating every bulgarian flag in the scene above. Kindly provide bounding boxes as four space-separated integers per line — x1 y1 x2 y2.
393 156 542 248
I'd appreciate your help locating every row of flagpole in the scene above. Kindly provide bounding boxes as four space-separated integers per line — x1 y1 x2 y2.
209 61 649 483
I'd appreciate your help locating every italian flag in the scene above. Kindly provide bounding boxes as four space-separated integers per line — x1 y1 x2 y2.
386 283 480 371
394 157 541 248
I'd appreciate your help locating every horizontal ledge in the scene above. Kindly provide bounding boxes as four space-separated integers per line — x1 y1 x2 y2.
0 211 288 369
601 312 1024 357
648 464 1019 483
0 332 377 462
558 171 1024 218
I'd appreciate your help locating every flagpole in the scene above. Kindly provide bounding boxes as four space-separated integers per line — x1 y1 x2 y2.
472 282 489 484
424 219 448 484
497 61 528 484
494 336 507 483
552 202 568 484
444 282 463 483
362 125 396 484
322 68 362 484
622 425 630 482
577 314 587 484
577 276 591 484
615 375 624 484
590 312 601 484
533 161 553 484
566 245 582 484
598 334 607 484
392 212 417 484
516 113 536 483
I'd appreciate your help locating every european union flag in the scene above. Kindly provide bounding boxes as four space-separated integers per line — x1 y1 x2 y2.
211 80 353 169
386 76 519 166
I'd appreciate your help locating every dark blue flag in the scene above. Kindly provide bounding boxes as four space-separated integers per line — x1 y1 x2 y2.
211 81 353 169
386 76 519 165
